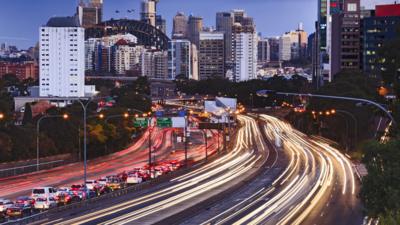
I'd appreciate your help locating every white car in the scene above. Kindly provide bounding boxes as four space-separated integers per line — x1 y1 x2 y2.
32 187 57 199
126 174 143 184
0 199 13 212
34 197 57 210
98 177 109 186
56 187 70 196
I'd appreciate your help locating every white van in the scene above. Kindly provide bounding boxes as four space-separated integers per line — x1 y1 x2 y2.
31 187 57 199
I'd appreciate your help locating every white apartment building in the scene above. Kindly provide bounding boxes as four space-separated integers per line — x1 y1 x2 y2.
114 44 144 75
39 17 85 97
232 31 257 81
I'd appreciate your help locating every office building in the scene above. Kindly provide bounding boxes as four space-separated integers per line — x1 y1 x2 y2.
258 38 270 65
168 40 192 80
172 12 188 39
198 32 225 80
141 0 158 27
216 12 234 65
39 16 85 97
363 3 400 78
188 15 203 48
279 34 291 61
268 37 280 62
76 0 103 28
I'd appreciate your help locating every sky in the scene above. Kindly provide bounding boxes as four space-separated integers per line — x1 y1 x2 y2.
0 0 395 49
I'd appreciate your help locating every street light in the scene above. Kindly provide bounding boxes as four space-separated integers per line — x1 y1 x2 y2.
36 114 69 171
0 113 4 120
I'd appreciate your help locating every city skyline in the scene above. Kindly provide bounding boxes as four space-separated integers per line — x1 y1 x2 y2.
0 0 393 49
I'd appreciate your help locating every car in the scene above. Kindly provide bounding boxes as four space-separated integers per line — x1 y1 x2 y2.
70 184 84 191
126 174 143 185
56 192 73 205
0 198 14 212
98 177 109 186
56 187 70 196
107 178 124 191
85 180 100 191
32 187 57 199
6 204 31 218
15 196 35 208
34 197 57 211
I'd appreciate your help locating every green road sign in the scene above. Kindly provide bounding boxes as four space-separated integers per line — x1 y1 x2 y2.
157 117 172 128
134 118 148 128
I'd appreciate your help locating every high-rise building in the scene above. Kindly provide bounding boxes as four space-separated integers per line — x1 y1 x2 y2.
172 12 188 39
316 0 360 84
198 32 225 80
39 17 85 97
268 37 280 62
232 19 257 81
76 0 103 28
216 12 234 65
141 0 158 27
279 34 291 61
258 38 270 65
363 3 400 78
168 40 192 80
188 15 203 48
141 50 168 79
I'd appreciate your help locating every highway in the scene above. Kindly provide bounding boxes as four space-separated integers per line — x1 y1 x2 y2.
0 125 218 200
36 115 270 225
182 114 363 225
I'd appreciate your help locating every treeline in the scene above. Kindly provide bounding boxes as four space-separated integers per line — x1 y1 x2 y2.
0 75 151 163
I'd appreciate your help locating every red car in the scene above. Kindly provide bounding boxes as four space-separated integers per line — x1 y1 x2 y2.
70 184 84 191
15 196 35 208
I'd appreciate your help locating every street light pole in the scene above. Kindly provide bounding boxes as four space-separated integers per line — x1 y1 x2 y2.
36 114 68 171
336 110 358 148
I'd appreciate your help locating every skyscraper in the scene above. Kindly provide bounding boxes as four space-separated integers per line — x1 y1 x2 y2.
141 50 168 79
39 17 85 97
216 12 234 65
172 12 188 39
188 15 203 48
141 0 158 27
156 15 166 34
268 37 280 62
76 0 103 28
198 32 225 80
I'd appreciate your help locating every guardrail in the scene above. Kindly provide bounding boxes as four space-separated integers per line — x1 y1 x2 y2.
0 160 65 178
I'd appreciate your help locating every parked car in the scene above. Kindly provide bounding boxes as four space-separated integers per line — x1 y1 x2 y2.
56 187 71 196
6 204 31 218
126 174 143 185
32 187 57 199
0 198 14 212
70 184 84 191
15 196 35 208
34 197 57 211
98 177 109 186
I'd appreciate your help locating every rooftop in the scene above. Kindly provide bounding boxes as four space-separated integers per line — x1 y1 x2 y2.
46 16 80 27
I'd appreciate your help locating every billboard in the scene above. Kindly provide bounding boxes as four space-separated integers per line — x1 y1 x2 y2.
216 97 237 111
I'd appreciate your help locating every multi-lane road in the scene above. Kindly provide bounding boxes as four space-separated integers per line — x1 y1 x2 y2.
1 113 363 225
